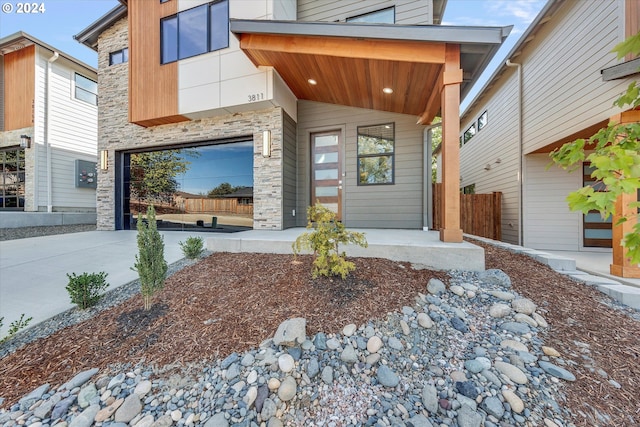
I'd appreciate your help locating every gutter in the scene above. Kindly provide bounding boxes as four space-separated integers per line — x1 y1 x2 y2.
46 51 59 213
505 59 523 246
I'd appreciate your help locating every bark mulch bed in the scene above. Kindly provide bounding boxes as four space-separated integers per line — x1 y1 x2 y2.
1 243 639 427
0 253 446 408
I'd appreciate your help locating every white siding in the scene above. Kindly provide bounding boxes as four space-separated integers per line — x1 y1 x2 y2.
522 0 629 154
179 0 296 121
273 0 296 20
297 0 432 24
523 154 582 251
297 100 425 229
460 72 520 244
34 47 97 211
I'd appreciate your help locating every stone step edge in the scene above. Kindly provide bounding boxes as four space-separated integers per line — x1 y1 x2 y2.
465 234 640 310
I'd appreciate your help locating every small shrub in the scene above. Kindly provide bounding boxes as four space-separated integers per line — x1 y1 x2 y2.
292 203 368 279
132 205 168 311
66 271 109 309
180 236 204 259
0 314 33 344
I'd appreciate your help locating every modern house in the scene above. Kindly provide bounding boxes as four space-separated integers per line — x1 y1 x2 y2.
458 0 639 275
75 0 511 243
0 32 98 217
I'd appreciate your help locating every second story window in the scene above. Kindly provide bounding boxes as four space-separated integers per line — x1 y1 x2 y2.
347 7 395 24
109 48 129 66
74 73 97 106
161 0 229 64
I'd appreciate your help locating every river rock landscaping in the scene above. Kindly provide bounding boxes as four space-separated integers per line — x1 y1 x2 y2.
0 241 639 427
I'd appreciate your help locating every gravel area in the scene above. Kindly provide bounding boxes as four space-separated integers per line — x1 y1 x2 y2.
0 224 96 241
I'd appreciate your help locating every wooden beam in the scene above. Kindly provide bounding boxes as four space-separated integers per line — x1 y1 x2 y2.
609 107 640 277
418 70 443 125
610 191 640 278
439 44 463 243
239 33 446 65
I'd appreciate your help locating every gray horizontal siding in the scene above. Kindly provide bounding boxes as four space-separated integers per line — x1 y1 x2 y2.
297 0 432 25
297 100 425 229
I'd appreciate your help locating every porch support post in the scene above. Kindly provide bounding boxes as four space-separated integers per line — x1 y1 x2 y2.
609 110 640 278
439 44 464 243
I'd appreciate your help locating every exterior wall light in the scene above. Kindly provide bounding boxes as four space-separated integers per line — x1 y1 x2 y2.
20 135 31 148
100 150 108 170
262 130 271 158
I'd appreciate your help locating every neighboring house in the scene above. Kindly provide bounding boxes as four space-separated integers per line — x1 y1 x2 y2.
220 187 253 206
75 0 511 243
458 0 639 253
0 32 98 213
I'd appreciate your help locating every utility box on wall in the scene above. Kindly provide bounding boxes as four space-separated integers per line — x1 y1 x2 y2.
75 159 97 189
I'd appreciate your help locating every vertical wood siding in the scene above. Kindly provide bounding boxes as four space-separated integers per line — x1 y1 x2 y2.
0 55 4 131
282 110 297 228
4 45 35 131
129 0 184 126
297 100 424 229
297 0 432 25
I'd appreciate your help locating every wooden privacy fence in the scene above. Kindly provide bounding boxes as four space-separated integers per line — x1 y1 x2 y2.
432 184 502 240
184 198 253 215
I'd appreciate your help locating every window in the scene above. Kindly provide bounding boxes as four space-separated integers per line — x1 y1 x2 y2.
357 123 394 185
74 73 97 106
161 0 229 64
462 183 475 194
478 111 488 130
463 123 476 143
109 48 129 66
0 148 26 210
347 7 395 24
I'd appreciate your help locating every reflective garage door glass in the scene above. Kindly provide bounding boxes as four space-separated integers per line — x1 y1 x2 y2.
122 141 253 232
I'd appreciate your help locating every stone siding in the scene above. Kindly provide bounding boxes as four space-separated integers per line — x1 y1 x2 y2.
97 17 284 230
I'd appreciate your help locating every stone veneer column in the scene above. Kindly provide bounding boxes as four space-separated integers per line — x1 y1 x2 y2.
97 17 284 230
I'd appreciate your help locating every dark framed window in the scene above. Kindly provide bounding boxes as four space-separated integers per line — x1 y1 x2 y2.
109 48 129 66
463 123 476 143
462 183 475 194
357 123 394 185
478 110 488 131
74 73 97 106
347 6 395 24
0 148 26 210
161 0 229 64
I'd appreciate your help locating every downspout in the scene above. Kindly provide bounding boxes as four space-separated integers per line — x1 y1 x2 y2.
46 51 59 212
505 59 523 246
423 123 441 231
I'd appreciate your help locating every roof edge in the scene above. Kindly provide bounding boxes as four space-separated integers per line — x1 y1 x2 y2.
230 19 513 45
0 31 96 73
461 0 564 117
74 3 127 51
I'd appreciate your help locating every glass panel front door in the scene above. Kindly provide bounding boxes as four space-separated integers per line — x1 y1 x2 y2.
583 162 612 247
311 131 342 220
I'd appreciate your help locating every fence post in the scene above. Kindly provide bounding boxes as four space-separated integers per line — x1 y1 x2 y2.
493 192 502 240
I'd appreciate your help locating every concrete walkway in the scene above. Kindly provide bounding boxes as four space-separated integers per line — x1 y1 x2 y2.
0 230 212 337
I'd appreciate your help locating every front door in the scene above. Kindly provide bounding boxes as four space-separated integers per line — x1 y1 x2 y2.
583 162 612 248
311 131 342 220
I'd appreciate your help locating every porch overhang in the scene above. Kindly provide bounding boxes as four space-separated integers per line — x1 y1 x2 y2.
230 20 511 125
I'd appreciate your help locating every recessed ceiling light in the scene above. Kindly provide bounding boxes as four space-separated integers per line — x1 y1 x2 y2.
308 79 317 85
383 87 393 94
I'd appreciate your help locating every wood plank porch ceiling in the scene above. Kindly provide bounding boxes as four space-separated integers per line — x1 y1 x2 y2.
237 33 446 123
